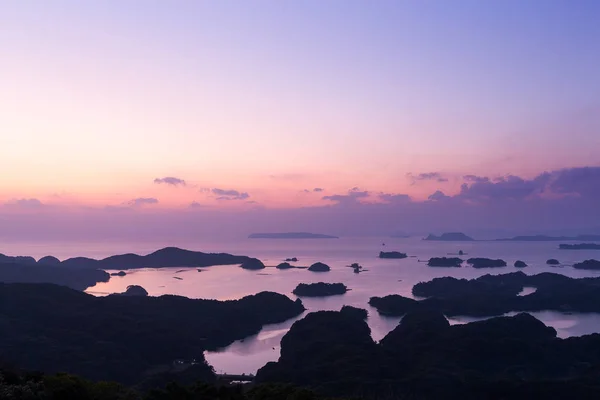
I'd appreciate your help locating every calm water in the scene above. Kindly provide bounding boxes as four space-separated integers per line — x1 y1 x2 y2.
5 237 600 374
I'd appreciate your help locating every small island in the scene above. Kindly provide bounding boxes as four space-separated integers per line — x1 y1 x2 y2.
284 257 298 262
240 258 266 270
276 262 294 270
293 282 347 297
559 243 600 250
379 251 408 259
467 258 507 268
514 260 528 268
248 232 339 239
546 259 560 265
424 232 474 241
573 259 600 270
110 271 127 277
428 257 463 267
308 262 330 272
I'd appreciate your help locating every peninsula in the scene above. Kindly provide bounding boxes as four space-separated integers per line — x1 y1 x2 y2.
497 234 600 241
248 232 338 239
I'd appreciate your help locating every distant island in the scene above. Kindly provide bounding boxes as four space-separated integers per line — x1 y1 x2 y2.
559 243 600 250
248 232 339 239
424 232 474 241
497 234 600 241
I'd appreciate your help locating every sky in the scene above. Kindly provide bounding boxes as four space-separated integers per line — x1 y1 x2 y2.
1 1 599 240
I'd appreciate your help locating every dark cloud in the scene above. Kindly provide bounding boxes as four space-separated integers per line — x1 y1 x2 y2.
5 198 44 208
128 197 159 207
408 172 448 183
379 193 411 204
463 175 490 183
323 189 369 205
428 190 450 201
547 167 600 198
154 177 186 186
212 188 250 200
458 174 549 201
313 188 324 192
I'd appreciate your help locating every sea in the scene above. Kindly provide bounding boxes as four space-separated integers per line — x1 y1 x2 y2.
4 236 600 375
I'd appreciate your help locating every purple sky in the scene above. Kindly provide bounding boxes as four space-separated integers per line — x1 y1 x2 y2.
0 1 599 240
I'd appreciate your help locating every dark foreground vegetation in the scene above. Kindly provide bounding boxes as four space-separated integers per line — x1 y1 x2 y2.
256 308 600 399
0 283 304 385
292 282 347 297
370 271 600 316
0 369 330 400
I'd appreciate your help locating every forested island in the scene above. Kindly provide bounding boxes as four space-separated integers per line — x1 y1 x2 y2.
424 232 475 241
497 234 600 241
370 271 600 316
560 243 600 250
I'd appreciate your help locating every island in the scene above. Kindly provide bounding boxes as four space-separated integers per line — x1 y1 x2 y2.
423 232 474 241
379 251 407 259
466 257 507 268
559 243 600 250
248 232 339 239
308 262 330 272
240 258 266 270
369 271 600 317
110 270 127 276
547 259 560 265
497 234 600 241
573 259 600 270
514 260 528 268
427 257 463 267
276 262 294 269
292 282 347 297
284 257 298 262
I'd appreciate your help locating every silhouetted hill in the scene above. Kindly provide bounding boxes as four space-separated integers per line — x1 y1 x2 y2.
424 232 474 241
256 308 600 398
0 283 304 384
63 247 250 269
0 262 109 290
248 232 338 239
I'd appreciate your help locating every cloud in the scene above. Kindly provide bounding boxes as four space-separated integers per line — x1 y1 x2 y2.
128 197 159 207
458 174 546 201
154 177 186 186
4 198 44 208
323 189 369 205
379 193 411 204
428 190 450 201
212 188 250 200
463 175 490 183
547 167 600 198
313 188 324 192
408 172 448 183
